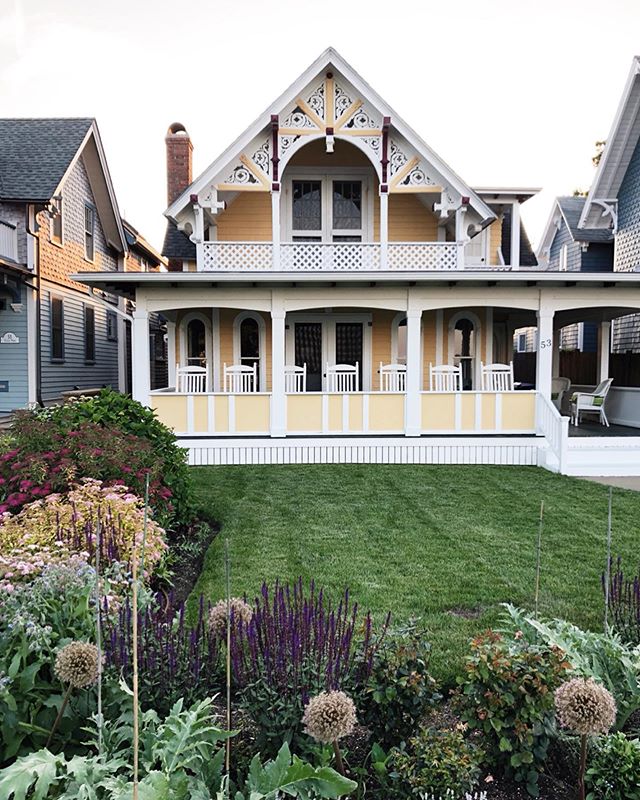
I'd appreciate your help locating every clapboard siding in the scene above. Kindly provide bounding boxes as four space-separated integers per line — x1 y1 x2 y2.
0 202 28 264
40 283 119 401
0 284 29 411
581 242 614 272
549 222 580 271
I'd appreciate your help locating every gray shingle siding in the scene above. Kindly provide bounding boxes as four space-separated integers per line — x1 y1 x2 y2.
615 135 640 272
40 284 119 401
560 324 579 350
613 314 640 353
0 284 29 411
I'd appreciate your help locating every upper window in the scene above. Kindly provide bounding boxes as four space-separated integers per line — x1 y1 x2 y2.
516 332 528 353
106 310 118 342
84 204 95 262
84 305 96 362
50 297 64 361
289 175 366 243
51 196 63 244
559 243 568 271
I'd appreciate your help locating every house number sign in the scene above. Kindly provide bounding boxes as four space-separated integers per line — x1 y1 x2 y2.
0 332 19 344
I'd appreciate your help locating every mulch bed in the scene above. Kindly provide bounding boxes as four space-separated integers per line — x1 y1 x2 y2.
159 512 219 606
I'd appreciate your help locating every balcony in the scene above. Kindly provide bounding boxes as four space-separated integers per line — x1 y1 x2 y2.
200 241 465 272
0 221 18 262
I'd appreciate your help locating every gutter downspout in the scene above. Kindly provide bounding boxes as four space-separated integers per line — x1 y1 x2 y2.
26 204 44 407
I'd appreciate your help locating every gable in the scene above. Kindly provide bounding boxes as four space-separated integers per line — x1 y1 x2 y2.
166 48 495 235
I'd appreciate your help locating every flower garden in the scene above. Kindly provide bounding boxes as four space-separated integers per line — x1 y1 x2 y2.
0 389 639 799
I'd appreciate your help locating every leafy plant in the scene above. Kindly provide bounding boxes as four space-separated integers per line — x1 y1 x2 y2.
503 605 640 731
604 557 640 646
389 728 483 799
358 621 439 747
585 732 640 800
455 629 570 797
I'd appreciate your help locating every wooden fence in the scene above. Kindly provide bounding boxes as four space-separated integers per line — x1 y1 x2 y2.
513 350 640 388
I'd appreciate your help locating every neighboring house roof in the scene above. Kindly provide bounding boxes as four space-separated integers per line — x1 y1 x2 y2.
122 219 167 268
501 206 538 267
166 47 496 233
162 221 196 261
0 118 126 253
580 56 640 229
537 196 614 264
0 118 93 201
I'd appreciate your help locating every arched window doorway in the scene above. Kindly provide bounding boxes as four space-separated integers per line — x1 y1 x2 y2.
187 318 206 367
453 317 476 390
391 314 407 364
234 312 266 391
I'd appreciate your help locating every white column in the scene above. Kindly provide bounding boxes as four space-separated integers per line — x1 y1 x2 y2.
598 320 611 382
271 190 281 270
167 320 176 388
536 309 554 399
132 308 151 406
405 308 422 436
552 328 561 378
510 201 521 271
270 307 286 437
455 206 467 269
379 190 388 269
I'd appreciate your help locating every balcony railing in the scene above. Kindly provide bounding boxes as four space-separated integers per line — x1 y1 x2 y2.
0 220 18 262
200 241 464 272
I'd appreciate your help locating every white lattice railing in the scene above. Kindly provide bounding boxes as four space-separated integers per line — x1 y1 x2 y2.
201 242 273 271
536 392 569 471
0 220 18 262
200 241 465 272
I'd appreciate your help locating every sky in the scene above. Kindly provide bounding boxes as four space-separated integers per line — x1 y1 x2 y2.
2 0 639 252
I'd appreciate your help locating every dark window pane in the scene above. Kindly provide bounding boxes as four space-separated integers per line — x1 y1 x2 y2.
84 204 95 261
332 181 361 230
240 318 260 358
336 322 363 387
292 181 322 231
295 322 322 391
51 197 63 242
84 305 95 362
187 319 206 366
51 297 64 360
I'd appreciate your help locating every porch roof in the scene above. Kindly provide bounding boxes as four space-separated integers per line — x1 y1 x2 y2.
72 268 640 300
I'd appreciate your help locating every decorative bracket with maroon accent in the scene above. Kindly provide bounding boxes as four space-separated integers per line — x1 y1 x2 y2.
271 115 280 184
380 116 390 191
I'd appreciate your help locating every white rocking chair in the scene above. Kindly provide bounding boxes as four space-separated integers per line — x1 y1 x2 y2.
379 362 406 392
284 364 307 393
571 378 613 427
176 364 207 393
223 363 257 393
481 361 514 392
429 364 462 392
326 362 359 392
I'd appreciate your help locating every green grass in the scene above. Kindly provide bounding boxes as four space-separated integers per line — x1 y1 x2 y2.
189 465 639 684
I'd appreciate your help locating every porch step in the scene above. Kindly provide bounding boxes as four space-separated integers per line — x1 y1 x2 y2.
565 437 640 477
178 435 543 467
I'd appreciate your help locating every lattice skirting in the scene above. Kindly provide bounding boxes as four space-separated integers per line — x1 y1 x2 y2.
178 436 543 467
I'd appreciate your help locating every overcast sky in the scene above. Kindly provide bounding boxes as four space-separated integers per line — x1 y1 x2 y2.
2 0 639 252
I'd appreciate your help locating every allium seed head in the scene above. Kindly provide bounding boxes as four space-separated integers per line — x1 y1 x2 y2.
208 597 253 638
302 690 357 743
54 641 101 688
555 677 616 735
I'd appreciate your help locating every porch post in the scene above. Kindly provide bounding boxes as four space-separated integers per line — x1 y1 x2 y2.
598 320 611 382
167 320 176 388
379 190 388 269
405 308 422 437
536 309 554 399
270 306 286 437
271 190 281 270
510 201 521 271
132 308 150 406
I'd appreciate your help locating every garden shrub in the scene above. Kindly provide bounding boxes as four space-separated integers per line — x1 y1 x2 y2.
229 579 382 760
358 620 440 747
503 605 640 731
455 629 570 797
604 556 640 646
585 732 640 799
33 389 192 526
0 479 167 580
389 727 483 798
0 559 100 762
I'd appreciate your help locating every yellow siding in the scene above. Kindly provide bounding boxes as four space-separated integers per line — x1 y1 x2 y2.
214 396 229 433
287 395 322 432
369 394 404 431
502 393 536 430
460 393 475 430
489 217 503 264
388 195 438 241
235 396 270 433
218 309 272 391
215 193 271 241
328 395 342 431
481 393 497 430
348 395 363 431
151 395 187 433
422 393 455 430
287 138 372 167
371 310 396 388
193 396 209 433
422 311 436 389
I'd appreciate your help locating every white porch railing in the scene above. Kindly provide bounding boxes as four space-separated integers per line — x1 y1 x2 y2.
535 392 569 472
199 241 465 272
0 220 18 262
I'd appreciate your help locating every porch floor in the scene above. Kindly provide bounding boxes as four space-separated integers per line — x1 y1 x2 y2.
567 421 640 437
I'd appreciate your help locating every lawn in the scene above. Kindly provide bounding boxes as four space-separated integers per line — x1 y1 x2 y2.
190 465 640 684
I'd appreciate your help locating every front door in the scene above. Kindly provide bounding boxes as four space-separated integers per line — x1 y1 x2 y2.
295 322 323 391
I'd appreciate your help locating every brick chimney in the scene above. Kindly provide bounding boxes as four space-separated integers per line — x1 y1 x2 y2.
166 122 193 205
